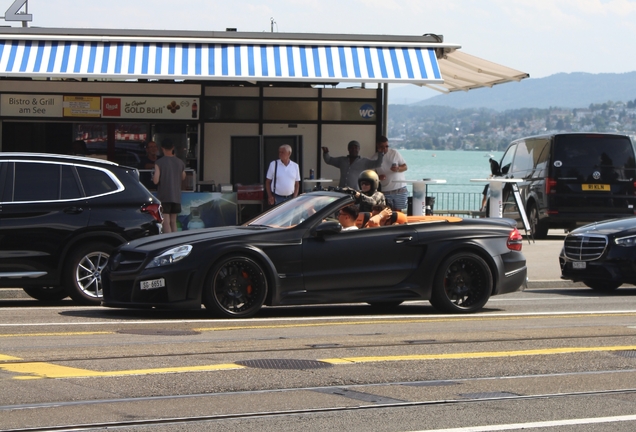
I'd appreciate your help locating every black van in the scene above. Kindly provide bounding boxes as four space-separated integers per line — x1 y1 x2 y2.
490 133 636 239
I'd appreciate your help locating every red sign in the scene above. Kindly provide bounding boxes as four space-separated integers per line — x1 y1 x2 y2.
102 98 121 117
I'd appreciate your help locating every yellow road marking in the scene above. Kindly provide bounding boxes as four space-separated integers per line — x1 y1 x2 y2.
0 359 244 380
320 345 636 364
2 344 636 379
0 331 112 338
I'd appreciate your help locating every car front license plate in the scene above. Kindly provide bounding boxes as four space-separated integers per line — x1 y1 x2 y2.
572 261 586 269
140 278 165 290
582 184 610 191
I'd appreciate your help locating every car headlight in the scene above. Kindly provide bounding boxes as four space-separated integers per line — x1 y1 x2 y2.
615 235 636 247
145 245 193 268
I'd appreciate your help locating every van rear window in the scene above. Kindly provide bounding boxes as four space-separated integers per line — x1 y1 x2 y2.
553 135 636 180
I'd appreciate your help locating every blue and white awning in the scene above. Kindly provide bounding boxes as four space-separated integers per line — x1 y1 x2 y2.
0 39 443 84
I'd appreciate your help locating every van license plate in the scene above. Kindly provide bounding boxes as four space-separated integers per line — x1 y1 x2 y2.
140 278 165 290
582 184 610 191
573 261 586 269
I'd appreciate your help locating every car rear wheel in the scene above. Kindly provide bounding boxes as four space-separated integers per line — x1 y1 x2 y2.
203 255 268 318
429 252 493 313
22 286 68 301
528 204 549 239
65 242 113 306
583 280 622 291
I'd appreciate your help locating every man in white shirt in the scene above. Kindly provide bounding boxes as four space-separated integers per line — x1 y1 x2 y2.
374 136 408 211
266 144 301 206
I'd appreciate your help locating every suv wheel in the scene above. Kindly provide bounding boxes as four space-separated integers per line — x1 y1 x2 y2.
65 242 114 306
22 286 68 301
528 204 549 239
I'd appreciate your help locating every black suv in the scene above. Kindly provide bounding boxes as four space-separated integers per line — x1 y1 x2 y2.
0 153 162 305
491 133 636 239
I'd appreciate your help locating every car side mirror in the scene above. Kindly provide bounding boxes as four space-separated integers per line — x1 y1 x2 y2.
311 220 342 237
489 158 502 176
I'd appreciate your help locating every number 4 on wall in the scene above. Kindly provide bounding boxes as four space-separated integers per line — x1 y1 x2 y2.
2 0 32 24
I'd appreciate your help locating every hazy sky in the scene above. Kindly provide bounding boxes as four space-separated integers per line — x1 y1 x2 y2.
12 0 636 79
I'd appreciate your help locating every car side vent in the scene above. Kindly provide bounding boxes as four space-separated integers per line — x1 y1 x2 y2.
111 250 148 272
564 234 608 261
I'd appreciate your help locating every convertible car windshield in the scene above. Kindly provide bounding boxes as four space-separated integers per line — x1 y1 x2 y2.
247 194 339 228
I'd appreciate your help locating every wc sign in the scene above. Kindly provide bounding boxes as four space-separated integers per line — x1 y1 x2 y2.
359 104 375 119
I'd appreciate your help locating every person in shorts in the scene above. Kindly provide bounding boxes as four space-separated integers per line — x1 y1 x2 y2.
153 139 186 233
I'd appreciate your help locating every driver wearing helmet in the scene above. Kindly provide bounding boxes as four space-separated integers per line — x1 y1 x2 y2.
353 170 386 212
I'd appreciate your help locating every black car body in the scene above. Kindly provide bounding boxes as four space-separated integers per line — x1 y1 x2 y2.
490 133 636 239
560 217 636 291
0 153 162 305
103 192 527 317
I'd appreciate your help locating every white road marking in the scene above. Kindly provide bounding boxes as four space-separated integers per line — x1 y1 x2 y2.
410 414 636 431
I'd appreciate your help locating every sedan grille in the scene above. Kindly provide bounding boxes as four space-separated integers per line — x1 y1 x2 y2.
564 234 608 261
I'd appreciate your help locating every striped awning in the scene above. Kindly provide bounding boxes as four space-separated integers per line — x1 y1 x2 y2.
0 39 443 84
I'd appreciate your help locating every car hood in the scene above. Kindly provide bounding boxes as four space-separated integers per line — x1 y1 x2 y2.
571 217 636 236
123 225 271 252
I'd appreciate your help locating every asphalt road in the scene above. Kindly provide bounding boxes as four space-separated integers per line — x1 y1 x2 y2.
3 284 636 431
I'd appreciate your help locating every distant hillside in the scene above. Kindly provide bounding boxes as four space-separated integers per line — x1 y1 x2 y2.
396 72 636 111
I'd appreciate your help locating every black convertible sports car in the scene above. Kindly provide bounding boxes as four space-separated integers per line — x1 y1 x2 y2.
102 191 527 317
560 217 636 291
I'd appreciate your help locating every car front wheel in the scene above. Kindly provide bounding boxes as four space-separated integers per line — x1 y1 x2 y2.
65 242 113 306
22 286 68 301
429 252 493 313
203 255 268 318
583 280 622 291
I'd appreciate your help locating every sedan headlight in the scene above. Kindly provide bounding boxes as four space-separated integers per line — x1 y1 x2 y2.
615 235 636 247
146 245 193 268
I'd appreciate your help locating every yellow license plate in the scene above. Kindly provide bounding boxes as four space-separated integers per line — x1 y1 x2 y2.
582 184 610 191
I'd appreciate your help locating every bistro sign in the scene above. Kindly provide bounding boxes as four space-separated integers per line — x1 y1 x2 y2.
0 94 200 119
0 94 63 117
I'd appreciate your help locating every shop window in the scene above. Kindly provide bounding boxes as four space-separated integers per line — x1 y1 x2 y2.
263 100 318 121
322 101 377 122
203 99 260 121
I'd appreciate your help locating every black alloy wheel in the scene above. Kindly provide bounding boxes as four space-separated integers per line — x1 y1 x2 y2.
429 252 493 313
65 242 114 306
22 286 68 301
583 280 622 292
528 204 549 239
203 255 268 318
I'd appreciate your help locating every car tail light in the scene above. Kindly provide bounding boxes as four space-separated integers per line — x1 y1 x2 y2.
141 203 163 223
507 228 523 251
546 177 557 194
633 180 636 195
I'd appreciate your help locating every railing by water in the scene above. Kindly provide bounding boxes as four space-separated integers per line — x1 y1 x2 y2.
414 184 486 218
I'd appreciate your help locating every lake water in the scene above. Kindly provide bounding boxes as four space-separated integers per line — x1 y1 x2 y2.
399 149 503 192
397 149 504 211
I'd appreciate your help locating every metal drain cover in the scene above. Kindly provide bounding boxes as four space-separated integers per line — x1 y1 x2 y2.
117 329 200 336
614 350 636 358
236 359 333 370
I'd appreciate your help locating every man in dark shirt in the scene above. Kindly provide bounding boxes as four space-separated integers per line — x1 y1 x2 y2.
322 140 383 189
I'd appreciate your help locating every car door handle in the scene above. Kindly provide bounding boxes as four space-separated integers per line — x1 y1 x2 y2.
394 236 413 244
64 207 84 214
